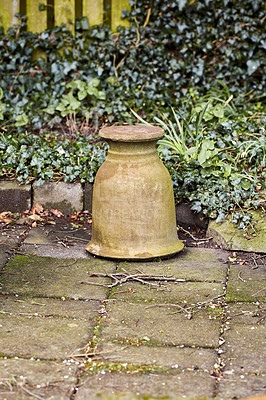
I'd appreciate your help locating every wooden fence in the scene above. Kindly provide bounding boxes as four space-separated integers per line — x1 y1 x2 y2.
0 0 130 33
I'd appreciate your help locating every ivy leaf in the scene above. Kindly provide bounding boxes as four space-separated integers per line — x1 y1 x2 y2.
15 114 29 127
212 104 224 119
78 90 87 101
241 180 252 190
63 93 81 110
247 60 260 75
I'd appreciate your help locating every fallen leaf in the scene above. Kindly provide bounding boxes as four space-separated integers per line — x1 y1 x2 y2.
0 218 13 224
0 212 11 218
51 209 64 217
35 203 44 213
28 214 44 221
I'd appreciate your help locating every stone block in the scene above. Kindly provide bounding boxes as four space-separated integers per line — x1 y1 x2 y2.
0 180 31 213
33 181 83 214
207 210 266 252
84 182 93 213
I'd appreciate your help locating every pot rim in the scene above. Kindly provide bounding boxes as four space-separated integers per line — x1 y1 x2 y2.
100 125 164 142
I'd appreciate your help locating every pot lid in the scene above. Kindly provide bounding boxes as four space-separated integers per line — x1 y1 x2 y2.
99 125 164 142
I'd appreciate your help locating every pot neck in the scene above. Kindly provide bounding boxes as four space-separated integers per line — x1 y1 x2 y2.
106 139 159 159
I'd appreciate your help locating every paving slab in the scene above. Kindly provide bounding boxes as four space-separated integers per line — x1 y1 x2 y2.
75 372 215 399
21 225 92 258
0 228 26 271
0 312 95 359
0 295 101 321
217 375 266 399
0 227 26 245
110 281 224 304
23 226 91 245
226 263 266 302
117 247 228 283
221 302 266 376
0 245 9 271
224 302 265 325
222 324 266 375
207 210 266 253
96 341 216 372
21 243 92 258
0 358 77 400
0 255 115 300
98 300 221 348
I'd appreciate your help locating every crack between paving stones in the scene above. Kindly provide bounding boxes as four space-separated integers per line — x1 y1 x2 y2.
69 278 114 399
212 256 231 398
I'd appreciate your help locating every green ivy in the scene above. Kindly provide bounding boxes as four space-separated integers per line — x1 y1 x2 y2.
0 132 107 185
0 1 265 227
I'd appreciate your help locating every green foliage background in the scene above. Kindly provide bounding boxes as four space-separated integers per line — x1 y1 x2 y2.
0 0 265 226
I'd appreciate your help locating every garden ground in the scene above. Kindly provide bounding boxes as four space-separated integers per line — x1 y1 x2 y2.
0 218 265 400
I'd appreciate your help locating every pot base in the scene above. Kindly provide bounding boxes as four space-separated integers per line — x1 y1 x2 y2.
86 239 184 260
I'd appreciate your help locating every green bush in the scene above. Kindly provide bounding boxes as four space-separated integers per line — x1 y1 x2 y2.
0 0 265 228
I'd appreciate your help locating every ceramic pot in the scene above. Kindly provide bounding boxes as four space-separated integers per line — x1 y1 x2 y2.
86 125 184 259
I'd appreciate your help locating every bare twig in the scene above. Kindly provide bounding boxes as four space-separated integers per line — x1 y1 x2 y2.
252 257 259 269
65 236 88 242
252 286 266 297
177 225 212 242
238 272 246 282
256 313 266 323
88 271 187 288
80 281 109 287
12 377 45 400
145 303 187 312
56 259 78 268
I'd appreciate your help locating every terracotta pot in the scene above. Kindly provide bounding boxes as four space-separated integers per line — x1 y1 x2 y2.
86 125 184 259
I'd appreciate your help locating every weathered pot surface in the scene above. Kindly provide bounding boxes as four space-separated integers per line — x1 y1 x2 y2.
86 125 184 259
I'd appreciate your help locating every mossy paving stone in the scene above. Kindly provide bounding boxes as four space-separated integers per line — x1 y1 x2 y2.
0 295 102 321
110 281 224 304
0 358 76 400
225 263 266 302
0 255 116 300
75 372 215 399
117 247 228 283
224 302 265 325
0 313 95 359
98 301 221 348
216 375 266 399
23 226 91 245
21 242 92 259
0 228 26 271
207 210 266 253
96 341 216 372
0 246 9 271
221 304 265 375
0 228 25 245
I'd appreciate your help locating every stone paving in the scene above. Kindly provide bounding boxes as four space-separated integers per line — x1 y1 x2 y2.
0 225 265 400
